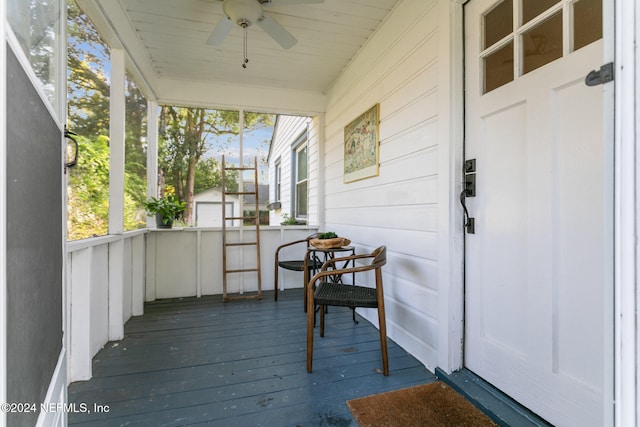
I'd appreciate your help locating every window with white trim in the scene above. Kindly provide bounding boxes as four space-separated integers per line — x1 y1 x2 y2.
293 136 308 219
274 159 282 203
482 0 602 94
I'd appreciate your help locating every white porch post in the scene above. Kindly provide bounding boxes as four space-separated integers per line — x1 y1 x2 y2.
109 49 126 234
437 0 465 374
108 49 125 340
146 100 159 227
614 0 639 425
315 114 325 227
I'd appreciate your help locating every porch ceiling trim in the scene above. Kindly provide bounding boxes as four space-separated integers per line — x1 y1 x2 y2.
75 0 401 112
154 78 326 115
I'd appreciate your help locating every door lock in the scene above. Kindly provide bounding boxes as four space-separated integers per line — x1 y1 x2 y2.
464 159 476 173
464 173 476 197
461 158 476 234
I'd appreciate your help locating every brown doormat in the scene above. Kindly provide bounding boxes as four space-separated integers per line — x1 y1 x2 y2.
347 382 498 427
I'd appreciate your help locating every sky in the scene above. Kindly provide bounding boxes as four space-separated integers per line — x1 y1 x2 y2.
204 116 275 185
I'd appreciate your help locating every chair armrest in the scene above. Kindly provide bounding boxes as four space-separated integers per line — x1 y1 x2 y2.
275 238 311 263
320 253 373 271
275 238 307 254
275 233 322 257
310 257 376 285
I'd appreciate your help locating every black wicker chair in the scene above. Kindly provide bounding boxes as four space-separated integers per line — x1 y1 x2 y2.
306 246 388 376
273 233 322 302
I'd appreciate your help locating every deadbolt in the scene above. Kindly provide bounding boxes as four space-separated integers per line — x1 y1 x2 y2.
464 159 476 173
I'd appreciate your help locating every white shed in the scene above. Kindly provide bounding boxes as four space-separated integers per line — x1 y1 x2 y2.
192 188 240 227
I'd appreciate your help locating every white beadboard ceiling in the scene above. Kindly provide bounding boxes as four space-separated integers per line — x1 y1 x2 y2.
81 0 401 105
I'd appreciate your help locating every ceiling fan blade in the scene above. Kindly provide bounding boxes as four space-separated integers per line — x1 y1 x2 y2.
207 17 233 46
261 0 323 5
257 13 297 49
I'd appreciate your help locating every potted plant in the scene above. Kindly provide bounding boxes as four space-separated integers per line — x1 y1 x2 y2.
143 194 186 229
309 232 351 249
280 213 306 225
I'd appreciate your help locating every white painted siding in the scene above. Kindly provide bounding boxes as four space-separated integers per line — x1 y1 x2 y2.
268 115 321 226
321 0 456 371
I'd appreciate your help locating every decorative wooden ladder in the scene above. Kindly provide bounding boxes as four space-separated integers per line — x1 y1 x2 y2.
221 155 262 301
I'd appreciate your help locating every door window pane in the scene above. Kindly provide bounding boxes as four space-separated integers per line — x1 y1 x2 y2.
522 12 563 75
484 41 514 93
480 0 598 95
522 0 559 25
573 0 602 51
484 0 513 49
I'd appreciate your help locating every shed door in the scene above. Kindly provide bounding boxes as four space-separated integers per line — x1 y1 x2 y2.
463 1 609 426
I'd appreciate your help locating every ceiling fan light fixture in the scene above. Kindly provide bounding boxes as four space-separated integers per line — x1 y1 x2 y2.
208 0 309 49
223 0 263 26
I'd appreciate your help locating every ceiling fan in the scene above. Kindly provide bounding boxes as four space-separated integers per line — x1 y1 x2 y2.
207 0 323 50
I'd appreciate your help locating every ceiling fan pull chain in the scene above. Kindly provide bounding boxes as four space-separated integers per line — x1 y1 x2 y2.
242 23 249 68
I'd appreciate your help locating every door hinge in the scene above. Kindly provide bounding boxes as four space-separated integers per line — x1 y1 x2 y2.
585 62 614 87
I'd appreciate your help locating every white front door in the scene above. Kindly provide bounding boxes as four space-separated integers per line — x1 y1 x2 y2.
463 1 610 426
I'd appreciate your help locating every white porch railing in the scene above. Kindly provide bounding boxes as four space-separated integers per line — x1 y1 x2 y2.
66 230 146 382
66 226 317 383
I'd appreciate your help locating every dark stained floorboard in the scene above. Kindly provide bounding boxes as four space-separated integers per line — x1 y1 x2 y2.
68 289 435 426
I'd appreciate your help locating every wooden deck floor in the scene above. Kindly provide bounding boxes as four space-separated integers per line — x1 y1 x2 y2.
68 289 436 426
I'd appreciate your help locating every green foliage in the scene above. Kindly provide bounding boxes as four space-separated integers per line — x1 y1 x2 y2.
243 210 270 226
67 0 111 240
280 213 299 225
123 78 148 231
158 106 273 225
67 1 110 137
159 106 236 225
194 157 238 194
143 195 186 225
67 135 110 240
67 1 274 235
318 232 338 239
67 1 149 239
124 163 147 230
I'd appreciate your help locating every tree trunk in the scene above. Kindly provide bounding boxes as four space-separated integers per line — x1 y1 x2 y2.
184 156 198 225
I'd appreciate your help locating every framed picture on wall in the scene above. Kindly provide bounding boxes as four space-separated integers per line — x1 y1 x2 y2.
344 103 380 183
